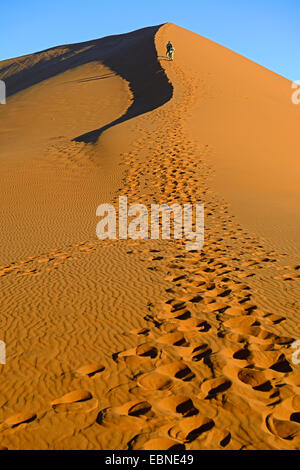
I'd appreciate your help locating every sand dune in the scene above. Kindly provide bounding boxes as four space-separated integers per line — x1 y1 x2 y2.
0 23 299 450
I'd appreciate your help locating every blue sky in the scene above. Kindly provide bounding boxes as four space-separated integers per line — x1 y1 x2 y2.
1 0 299 80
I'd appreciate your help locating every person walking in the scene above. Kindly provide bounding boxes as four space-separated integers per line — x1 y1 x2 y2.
166 41 175 61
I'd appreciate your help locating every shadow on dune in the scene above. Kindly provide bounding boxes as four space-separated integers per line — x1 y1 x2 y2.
0 24 173 144
73 25 173 143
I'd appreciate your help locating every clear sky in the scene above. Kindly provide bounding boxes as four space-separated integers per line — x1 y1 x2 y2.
1 0 299 80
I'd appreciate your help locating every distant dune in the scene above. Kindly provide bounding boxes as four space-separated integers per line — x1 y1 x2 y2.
0 23 299 450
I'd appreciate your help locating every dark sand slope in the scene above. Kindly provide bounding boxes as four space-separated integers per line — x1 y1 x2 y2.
0 23 299 450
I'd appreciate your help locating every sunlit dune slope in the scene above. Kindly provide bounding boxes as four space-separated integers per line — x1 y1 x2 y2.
157 23 300 253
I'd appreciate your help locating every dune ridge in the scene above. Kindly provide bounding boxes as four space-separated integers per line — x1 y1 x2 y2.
0 23 299 450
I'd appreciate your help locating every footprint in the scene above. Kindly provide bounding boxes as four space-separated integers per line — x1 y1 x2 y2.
76 363 105 377
223 364 272 393
51 389 97 413
97 408 145 431
130 328 150 336
178 343 212 362
203 287 230 298
137 372 172 391
157 395 198 417
176 318 210 332
200 376 231 398
262 314 285 324
115 400 152 417
206 428 231 448
224 316 258 331
51 390 92 405
118 344 158 359
203 302 228 313
157 305 191 320
271 396 300 422
265 414 300 440
168 415 214 442
222 346 251 366
157 361 195 381
157 331 187 346
224 317 292 346
225 306 249 316
237 368 270 389
249 350 291 371
0 412 36 432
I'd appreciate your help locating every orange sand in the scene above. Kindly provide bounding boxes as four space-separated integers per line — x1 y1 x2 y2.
0 23 299 450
